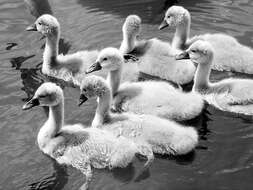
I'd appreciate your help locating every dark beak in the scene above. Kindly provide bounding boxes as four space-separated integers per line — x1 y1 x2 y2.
22 98 40 110
123 54 139 62
175 51 190 60
78 94 88 106
159 20 169 30
26 23 37 31
85 62 102 74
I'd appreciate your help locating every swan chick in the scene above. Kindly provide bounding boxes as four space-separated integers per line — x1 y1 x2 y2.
22 82 146 190
120 15 141 54
86 47 204 121
121 14 196 84
26 14 105 86
79 75 199 156
160 6 253 73
176 40 253 115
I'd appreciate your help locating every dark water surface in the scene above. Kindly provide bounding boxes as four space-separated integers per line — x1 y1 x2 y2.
0 0 253 189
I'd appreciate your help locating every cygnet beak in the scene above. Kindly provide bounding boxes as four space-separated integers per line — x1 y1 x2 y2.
159 19 169 30
22 98 40 110
85 61 102 74
26 23 38 31
123 54 139 62
175 51 190 60
78 94 88 106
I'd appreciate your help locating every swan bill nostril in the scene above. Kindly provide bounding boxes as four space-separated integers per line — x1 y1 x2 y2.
22 98 40 110
159 20 169 30
85 62 102 74
26 23 38 31
78 94 88 106
175 51 190 60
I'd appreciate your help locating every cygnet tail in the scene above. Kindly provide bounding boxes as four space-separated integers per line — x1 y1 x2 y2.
171 126 198 155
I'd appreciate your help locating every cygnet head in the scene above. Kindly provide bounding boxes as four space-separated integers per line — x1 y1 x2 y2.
176 40 214 65
26 14 60 37
159 6 190 30
23 82 63 110
86 47 124 74
79 76 110 106
122 15 141 38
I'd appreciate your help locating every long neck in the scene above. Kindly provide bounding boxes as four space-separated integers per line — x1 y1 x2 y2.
38 100 64 148
193 58 213 92
120 32 136 54
92 89 111 127
106 67 122 96
43 33 59 72
172 17 190 49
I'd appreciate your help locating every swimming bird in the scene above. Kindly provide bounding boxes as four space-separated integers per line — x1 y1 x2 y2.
176 40 253 115
26 14 106 86
120 15 196 85
79 75 199 156
160 6 253 73
22 82 151 190
86 47 204 121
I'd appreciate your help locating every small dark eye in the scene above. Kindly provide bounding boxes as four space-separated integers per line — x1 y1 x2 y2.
191 50 197 53
103 58 108 61
38 22 42 25
39 94 46 98
83 89 87 92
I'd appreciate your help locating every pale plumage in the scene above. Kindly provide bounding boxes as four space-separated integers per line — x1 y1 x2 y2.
119 15 140 82
79 75 199 156
22 82 147 190
86 47 204 121
176 40 253 115
160 6 253 73
121 15 195 84
113 81 204 121
26 14 106 86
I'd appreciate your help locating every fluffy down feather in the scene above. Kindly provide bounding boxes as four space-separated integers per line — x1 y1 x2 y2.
161 6 253 73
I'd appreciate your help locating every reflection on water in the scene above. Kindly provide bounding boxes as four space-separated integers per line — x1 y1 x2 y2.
0 0 253 189
28 159 68 190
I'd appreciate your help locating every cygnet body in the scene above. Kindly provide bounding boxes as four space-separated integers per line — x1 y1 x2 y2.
86 47 204 121
23 82 148 190
79 75 199 156
176 40 253 115
26 14 106 86
160 6 253 73
121 15 195 84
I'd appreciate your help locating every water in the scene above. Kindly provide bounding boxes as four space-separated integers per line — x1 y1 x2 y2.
0 0 253 189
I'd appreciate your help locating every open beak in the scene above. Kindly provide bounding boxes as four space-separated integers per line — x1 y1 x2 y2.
159 20 169 30
123 54 139 62
78 94 88 106
26 23 37 31
175 51 190 60
85 61 102 74
22 98 40 110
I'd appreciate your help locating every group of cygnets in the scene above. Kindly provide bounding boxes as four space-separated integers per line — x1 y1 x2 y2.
22 5 253 190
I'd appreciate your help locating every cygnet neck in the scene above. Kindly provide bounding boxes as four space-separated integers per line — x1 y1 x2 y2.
38 96 64 149
43 31 60 73
120 32 136 54
106 67 122 97
92 84 111 127
172 16 190 50
106 56 124 96
193 56 213 92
